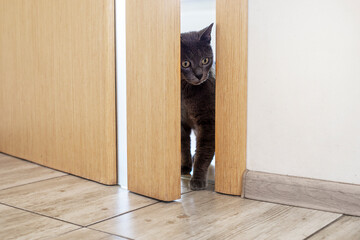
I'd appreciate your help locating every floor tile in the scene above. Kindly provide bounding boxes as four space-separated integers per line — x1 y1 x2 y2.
0 155 66 190
0 204 78 240
181 177 215 194
91 191 340 240
308 215 360 240
53 228 126 240
181 178 192 194
0 175 157 226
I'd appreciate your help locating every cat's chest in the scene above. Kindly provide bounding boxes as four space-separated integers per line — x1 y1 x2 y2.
181 94 213 126
181 99 193 122
181 97 198 126
181 81 215 125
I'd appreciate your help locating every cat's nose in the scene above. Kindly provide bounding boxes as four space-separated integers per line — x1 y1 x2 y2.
196 73 203 80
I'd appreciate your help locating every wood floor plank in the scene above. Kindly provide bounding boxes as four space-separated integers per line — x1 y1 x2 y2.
91 191 340 240
0 155 65 190
308 216 360 240
0 175 157 226
53 228 126 240
0 204 78 240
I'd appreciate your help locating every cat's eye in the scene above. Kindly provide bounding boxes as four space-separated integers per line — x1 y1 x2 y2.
182 60 190 68
201 57 210 65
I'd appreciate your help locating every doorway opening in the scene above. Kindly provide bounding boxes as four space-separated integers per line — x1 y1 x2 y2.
181 0 216 185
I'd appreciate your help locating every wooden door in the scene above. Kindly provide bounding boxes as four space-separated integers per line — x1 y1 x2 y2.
126 0 181 201
215 0 248 195
0 0 117 184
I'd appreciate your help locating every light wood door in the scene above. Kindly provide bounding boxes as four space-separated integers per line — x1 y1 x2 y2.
126 0 181 201
215 0 248 195
0 0 116 184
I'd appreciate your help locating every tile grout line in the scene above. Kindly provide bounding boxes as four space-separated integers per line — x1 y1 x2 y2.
0 153 135 191
54 227 135 240
87 202 160 227
1 152 122 189
0 153 107 184
303 215 344 240
0 152 70 174
243 196 348 216
0 153 118 187
86 186 205 229
0 175 67 192
0 202 83 228
181 190 194 195
87 228 135 240
52 226 85 238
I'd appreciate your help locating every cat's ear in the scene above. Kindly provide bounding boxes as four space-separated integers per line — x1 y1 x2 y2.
199 23 214 43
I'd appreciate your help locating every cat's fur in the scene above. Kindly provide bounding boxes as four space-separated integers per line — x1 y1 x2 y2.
181 24 215 190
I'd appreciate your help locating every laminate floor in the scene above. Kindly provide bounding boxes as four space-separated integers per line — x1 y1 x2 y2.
0 153 359 240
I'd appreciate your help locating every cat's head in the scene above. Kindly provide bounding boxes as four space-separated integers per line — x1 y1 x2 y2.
181 23 214 85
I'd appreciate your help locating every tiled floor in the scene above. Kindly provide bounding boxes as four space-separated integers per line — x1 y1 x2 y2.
0 153 360 240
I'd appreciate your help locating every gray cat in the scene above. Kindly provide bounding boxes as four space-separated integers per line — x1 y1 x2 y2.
181 23 215 190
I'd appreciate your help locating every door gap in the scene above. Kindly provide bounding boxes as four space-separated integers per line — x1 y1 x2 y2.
181 0 216 186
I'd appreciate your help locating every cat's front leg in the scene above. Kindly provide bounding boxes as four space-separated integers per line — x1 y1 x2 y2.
181 124 192 175
191 125 215 190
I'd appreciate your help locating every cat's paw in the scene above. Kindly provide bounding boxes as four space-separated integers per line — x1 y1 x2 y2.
181 166 192 175
190 178 207 190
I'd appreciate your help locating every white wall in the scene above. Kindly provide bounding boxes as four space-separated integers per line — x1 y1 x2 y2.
247 0 360 184
181 0 216 57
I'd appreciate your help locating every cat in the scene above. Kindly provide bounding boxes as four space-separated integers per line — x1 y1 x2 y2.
181 23 215 190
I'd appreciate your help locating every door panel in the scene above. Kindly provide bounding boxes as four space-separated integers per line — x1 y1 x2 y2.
0 0 116 184
215 0 248 195
126 0 181 201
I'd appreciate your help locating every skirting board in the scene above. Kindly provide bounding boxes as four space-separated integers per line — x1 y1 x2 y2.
243 170 360 216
